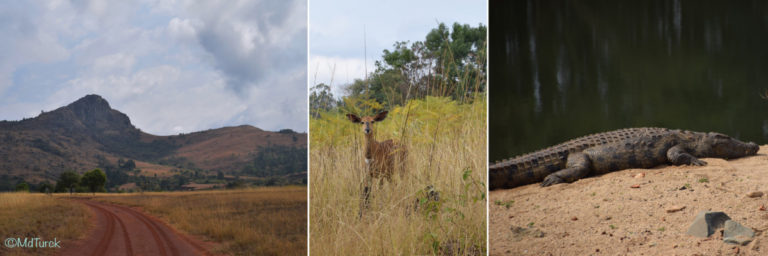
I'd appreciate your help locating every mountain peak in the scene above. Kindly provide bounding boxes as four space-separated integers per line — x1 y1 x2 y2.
68 94 111 111
43 94 136 134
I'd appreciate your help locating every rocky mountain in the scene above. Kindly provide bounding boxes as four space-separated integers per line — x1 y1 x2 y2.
0 95 306 188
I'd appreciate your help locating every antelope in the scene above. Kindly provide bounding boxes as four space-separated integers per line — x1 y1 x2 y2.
346 111 407 216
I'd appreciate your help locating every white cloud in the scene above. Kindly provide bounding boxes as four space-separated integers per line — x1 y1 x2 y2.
169 0 307 94
167 17 199 40
0 2 71 94
309 55 369 97
92 53 136 75
0 0 308 135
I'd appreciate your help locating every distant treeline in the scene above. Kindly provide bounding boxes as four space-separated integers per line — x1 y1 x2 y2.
99 144 306 192
2 143 307 193
239 145 307 177
1 169 105 194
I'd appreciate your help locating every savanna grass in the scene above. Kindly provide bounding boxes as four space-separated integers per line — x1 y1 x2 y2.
0 192 90 256
310 96 487 255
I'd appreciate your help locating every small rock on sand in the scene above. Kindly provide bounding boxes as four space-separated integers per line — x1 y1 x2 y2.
634 173 645 178
666 205 686 213
686 211 731 238
631 184 641 188
724 220 755 245
746 191 764 198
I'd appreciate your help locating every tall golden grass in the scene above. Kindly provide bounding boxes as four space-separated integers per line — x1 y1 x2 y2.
310 96 487 255
0 192 90 256
89 187 307 255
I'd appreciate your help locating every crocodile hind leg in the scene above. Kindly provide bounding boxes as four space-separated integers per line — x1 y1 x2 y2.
541 152 592 187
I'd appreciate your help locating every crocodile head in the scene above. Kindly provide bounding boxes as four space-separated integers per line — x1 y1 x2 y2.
697 132 759 159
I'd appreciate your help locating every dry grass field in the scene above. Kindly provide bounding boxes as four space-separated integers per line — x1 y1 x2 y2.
0 192 90 256
1 187 306 255
310 96 487 255
88 186 307 255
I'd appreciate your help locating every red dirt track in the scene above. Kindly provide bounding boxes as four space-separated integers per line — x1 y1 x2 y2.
58 199 210 256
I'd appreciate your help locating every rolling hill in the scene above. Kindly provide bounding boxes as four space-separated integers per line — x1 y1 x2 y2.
0 94 306 190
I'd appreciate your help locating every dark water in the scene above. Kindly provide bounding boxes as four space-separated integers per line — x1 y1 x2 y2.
489 0 768 162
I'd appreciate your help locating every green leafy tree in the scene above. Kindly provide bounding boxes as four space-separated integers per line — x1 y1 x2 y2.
425 23 487 100
37 182 54 193
81 169 107 194
15 182 29 192
310 83 337 118
55 171 80 193
120 159 136 171
345 22 487 108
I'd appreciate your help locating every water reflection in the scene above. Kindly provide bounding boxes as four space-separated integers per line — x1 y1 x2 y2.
489 0 768 162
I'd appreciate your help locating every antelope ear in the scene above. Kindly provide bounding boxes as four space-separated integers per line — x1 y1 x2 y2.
373 111 388 122
346 114 362 123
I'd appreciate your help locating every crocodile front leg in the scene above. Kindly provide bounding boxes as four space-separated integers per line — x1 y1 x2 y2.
666 145 707 166
542 152 592 186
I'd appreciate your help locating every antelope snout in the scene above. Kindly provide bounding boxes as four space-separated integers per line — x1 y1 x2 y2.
364 128 371 134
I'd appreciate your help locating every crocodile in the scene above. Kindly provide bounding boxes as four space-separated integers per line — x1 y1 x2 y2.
489 128 759 190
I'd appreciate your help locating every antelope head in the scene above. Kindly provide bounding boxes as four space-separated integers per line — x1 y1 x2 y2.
346 111 388 137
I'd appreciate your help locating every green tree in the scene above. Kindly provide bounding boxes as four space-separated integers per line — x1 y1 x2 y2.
37 182 53 193
310 83 337 118
427 22 487 100
55 171 80 193
121 159 136 171
15 182 29 192
81 169 107 194
345 22 487 108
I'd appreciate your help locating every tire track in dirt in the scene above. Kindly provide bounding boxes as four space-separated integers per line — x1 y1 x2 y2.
86 201 116 256
84 201 134 256
59 199 210 256
111 203 173 256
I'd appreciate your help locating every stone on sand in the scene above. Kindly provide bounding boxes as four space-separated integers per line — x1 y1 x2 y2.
686 211 731 238
723 220 755 245
666 205 685 213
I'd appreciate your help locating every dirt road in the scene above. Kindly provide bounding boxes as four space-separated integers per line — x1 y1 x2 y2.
58 199 211 256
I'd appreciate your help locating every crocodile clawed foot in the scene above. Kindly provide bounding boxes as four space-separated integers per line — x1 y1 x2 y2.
691 159 707 166
541 174 563 187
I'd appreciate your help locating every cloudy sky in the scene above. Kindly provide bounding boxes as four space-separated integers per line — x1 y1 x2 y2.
310 0 487 97
0 0 307 135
